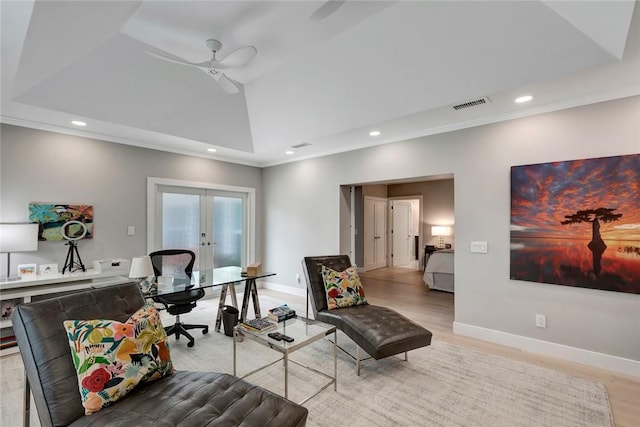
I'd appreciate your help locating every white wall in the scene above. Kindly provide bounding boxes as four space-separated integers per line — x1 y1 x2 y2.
0 124 263 275
262 96 640 373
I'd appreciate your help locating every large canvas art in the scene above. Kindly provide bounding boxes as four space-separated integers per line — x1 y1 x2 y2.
510 154 640 294
28 203 94 241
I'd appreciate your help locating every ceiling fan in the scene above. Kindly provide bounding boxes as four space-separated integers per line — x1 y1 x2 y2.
146 39 257 94
309 0 346 21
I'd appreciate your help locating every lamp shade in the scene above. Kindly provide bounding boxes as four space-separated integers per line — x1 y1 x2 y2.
129 256 154 279
0 223 39 253
431 226 452 237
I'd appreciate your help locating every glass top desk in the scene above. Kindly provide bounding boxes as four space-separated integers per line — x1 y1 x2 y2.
142 266 275 333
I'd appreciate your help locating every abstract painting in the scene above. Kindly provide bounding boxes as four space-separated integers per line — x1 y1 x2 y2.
28 203 94 241
510 154 640 294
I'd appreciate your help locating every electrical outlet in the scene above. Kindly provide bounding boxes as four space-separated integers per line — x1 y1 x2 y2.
535 314 546 328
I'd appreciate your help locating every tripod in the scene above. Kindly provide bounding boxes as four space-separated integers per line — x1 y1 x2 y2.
62 240 85 273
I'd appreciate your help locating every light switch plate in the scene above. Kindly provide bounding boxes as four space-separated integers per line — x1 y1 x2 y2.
127 226 135 236
470 241 488 253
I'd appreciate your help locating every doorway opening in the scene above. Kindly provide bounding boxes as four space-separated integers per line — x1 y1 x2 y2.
341 175 454 272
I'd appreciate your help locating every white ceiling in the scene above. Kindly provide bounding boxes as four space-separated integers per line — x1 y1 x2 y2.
2 1 639 167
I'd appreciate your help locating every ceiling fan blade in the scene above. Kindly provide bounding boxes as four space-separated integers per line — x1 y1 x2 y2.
217 73 240 94
145 50 204 69
309 0 346 21
212 46 258 69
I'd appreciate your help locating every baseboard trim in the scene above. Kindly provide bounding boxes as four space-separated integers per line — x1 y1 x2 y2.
260 281 307 297
453 322 639 378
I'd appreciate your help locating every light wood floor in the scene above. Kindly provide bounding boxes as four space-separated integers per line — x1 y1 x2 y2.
356 266 640 427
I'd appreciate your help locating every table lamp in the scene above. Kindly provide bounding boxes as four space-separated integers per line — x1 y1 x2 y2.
129 255 155 293
431 226 451 249
0 223 39 281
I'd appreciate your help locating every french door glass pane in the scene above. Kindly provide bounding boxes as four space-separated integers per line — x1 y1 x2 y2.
162 193 201 267
213 196 243 267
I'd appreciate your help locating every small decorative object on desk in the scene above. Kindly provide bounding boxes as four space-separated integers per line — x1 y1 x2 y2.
239 317 277 333
246 262 262 276
268 304 296 322
39 263 59 275
17 263 37 278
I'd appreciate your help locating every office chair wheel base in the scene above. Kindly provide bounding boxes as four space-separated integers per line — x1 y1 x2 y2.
203 327 209 335
187 341 195 348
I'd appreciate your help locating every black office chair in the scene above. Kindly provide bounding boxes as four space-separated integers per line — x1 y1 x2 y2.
149 249 208 347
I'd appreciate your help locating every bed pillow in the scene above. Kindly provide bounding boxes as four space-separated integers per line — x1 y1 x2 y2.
321 265 368 310
63 302 173 415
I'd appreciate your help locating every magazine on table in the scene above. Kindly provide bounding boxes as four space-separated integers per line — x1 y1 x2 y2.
239 317 277 333
267 304 296 322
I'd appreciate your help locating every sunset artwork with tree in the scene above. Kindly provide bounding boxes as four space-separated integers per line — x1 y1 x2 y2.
510 154 639 294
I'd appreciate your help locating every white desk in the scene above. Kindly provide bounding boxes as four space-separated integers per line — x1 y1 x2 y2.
0 269 129 355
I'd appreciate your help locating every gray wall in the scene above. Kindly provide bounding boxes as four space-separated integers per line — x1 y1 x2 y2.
263 96 640 362
0 124 263 274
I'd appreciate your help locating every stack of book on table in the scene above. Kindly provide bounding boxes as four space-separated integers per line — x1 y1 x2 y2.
268 304 296 322
239 317 277 333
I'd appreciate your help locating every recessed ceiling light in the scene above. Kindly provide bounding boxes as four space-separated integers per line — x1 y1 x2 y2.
515 95 533 104
285 150 294 155
71 120 87 127
369 130 381 136
207 148 217 152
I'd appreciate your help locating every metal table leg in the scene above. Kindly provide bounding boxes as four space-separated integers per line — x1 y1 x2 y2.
233 330 237 376
333 329 337 391
284 352 289 399
240 278 262 322
215 283 229 332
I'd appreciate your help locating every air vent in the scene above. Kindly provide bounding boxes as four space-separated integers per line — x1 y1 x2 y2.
291 142 311 149
452 97 491 111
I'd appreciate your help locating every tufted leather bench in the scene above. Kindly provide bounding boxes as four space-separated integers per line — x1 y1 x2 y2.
303 255 432 375
12 282 308 427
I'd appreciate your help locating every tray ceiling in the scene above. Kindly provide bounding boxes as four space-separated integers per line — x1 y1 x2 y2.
1 1 638 166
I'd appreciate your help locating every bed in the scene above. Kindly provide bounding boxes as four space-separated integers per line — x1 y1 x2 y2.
423 249 454 292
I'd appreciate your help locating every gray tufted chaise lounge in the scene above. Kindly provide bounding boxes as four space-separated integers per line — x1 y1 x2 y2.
11 282 308 427
302 255 433 375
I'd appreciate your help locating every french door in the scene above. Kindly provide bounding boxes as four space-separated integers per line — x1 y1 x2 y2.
148 179 254 272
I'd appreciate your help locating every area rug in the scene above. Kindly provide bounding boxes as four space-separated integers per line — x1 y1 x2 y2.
0 301 614 427
168 316 614 427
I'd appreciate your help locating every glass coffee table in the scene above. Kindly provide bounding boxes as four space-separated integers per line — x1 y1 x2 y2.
233 316 337 404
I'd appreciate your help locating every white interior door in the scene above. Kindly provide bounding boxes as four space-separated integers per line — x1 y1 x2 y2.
363 196 387 271
392 200 412 266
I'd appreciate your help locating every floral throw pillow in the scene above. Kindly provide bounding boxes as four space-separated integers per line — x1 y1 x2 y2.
63 302 173 415
321 265 368 310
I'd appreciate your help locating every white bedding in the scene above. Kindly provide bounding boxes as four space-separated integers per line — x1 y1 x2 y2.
423 249 454 292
